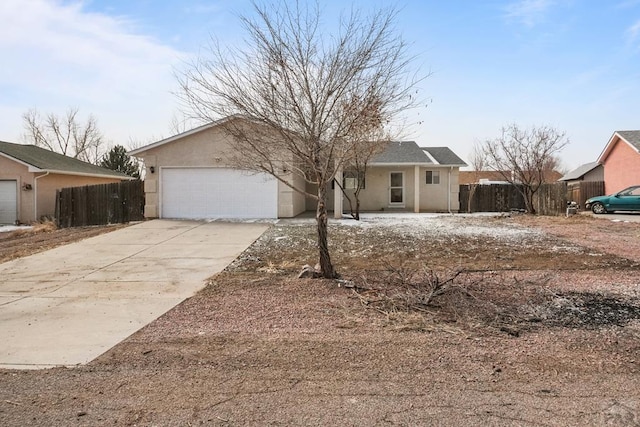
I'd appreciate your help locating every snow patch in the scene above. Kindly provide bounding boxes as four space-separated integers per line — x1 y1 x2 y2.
0 225 32 233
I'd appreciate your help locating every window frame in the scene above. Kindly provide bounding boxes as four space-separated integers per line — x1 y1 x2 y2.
426 170 440 185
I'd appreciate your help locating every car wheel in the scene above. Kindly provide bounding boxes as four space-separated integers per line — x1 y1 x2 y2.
591 202 607 214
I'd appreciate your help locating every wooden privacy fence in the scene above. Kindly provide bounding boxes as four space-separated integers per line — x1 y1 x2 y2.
566 181 605 209
459 184 525 213
56 180 144 228
460 182 573 216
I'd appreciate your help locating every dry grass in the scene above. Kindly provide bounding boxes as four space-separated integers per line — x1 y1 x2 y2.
2 215 640 426
7 219 58 238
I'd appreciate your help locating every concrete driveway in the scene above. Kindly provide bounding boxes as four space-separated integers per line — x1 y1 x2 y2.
581 211 640 222
0 220 268 369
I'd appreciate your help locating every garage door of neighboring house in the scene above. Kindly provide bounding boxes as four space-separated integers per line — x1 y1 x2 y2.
0 180 18 224
161 168 278 219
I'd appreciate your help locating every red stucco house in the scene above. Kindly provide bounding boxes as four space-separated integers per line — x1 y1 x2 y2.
597 131 640 194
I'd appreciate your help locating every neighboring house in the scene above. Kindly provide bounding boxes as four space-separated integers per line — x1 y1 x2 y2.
0 141 134 224
459 171 510 185
559 161 605 207
460 169 563 185
597 130 640 194
558 162 603 185
129 117 468 220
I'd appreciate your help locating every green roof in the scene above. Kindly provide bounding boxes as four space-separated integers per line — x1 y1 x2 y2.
0 140 132 179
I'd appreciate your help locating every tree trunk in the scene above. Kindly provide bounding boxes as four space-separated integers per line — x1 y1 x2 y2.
316 184 336 278
524 188 536 214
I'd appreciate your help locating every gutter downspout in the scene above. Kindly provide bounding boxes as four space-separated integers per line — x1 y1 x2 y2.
34 172 50 221
448 167 452 214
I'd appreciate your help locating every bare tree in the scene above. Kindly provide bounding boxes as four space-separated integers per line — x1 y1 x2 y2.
22 107 105 164
177 1 420 278
465 142 486 213
482 124 569 214
333 96 390 220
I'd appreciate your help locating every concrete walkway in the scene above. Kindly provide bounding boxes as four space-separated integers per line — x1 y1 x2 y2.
0 220 268 369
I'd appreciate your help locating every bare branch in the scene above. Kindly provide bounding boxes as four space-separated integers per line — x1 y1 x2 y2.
21 107 106 165
482 124 568 214
176 0 423 277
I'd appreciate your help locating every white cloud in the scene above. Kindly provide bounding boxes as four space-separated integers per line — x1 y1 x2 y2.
0 0 189 144
504 0 554 28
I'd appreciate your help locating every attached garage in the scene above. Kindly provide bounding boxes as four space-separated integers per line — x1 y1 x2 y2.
0 180 17 224
160 168 278 219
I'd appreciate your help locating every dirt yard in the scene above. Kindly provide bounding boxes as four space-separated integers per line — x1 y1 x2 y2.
1 213 640 426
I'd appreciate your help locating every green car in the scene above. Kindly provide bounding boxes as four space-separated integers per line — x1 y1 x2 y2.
585 186 640 214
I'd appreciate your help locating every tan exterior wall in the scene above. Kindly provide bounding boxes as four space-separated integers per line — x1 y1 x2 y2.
349 166 417 211
337 166 461 213
135 125 302 218
419 167 460 212
0 156 123 223
36 174 124 221
286 171 307 217
603 140 640 194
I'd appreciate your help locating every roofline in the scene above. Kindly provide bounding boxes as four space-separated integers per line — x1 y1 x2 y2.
597 131 640 163
0 151 43 171
558 162 601 181
420 149 437 164
432 163 468 167
421 147 468 167
369 162 436 167
37 170 135 180
129 115 240 156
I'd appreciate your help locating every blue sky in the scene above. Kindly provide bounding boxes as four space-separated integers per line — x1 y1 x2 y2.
1 0 640 170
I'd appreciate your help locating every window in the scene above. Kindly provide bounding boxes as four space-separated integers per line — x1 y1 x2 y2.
426 170 440 184
344 170 365 190
332 170 365 190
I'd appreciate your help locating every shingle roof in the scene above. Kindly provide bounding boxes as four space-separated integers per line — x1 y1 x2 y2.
617 131 640 151
422 147 467 166
0 141 131 179
371 141 433 164
369 142 467 166
559 161 601 181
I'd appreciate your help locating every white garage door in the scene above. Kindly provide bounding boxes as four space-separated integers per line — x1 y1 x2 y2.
0 180 17 224
161 168 278 219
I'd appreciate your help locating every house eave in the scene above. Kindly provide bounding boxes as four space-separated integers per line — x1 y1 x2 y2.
129 115 241 156
369 162 464 168
597 131 640 163
369 162 435 167
0 151 43 171
38 169 135 180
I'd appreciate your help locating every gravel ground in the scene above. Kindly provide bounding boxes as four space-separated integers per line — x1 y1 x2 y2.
1 213 640 426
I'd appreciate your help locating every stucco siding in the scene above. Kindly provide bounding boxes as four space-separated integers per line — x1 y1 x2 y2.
603 140 640 194
136 125 299 218
288 172 307 217
346 167 416 211
277 176 306 218
36 174 124 221
418 167 460 212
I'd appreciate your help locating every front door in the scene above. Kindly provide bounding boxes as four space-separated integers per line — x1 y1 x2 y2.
389 172 404 206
